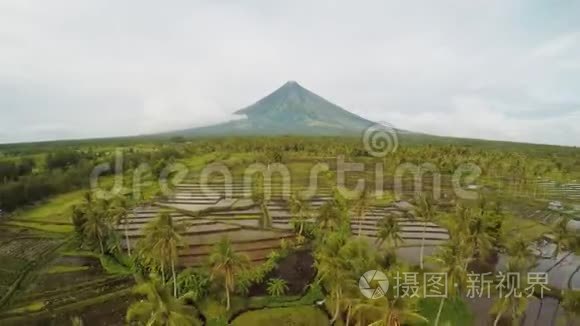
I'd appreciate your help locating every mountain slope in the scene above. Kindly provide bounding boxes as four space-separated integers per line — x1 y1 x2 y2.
168 81 376 136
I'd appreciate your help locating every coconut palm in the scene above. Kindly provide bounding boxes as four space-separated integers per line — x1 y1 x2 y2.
466 212 494 264
339 238 377 277
490 259 529 326
81 205 112 254
70 316 84 326
430 236 471 326
561 290 580 326
267 278 289 297
354 188 373 237
289 192 311 241
318 255 350 323
314 231 350 323
208 237 250 310
109 196 132 256
340 288 362 326
126 276 201 326
252 179 272 229
375 215 403 250
139 212 185 297
553 214 571 258
352 292 426 326
505 237 535 269
317 201 343 232
176 268 209 300
415 193 437 269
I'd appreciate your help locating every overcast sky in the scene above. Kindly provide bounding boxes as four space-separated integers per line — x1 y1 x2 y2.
1 0 579 146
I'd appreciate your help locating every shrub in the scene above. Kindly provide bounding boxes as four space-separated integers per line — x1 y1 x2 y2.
231 306 329 326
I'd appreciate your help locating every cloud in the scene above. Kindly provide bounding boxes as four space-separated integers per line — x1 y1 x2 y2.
0 0 579 145
532 33 580 58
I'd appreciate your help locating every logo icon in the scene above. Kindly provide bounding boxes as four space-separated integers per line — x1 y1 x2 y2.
359 270 389 299
362 122 399 158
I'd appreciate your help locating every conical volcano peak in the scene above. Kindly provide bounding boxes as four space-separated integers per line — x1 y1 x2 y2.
174 81 376 136
282 80 301 88
274 80 307 95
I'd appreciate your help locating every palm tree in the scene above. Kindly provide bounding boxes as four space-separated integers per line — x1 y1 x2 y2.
375 215 403 250
126 276 201 326
506 237 535 269
561 290 580 326
110 196 132 256
466 212 494 264
352 292 426 326
490 260 529 326
176 268 209 300
70 316 84 326
339 238 377 277
340 288 362 326
553 214 571 258
81 205 112 254
415 193 437 270
354 188 373 237
139 212 185 297
430 236 471 326
317 201 343 232
252 179 272 229
208 237 250 310
314 231 350 323
267 278 289 297
318 256 350 323
289 192 311 242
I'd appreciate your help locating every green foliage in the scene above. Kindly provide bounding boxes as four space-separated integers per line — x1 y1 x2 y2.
231 306 329 326
177 268 210 301
561 290 580 323
208 237 250 310
126 276 202 326
44 265 89 274
99 254 131 275
266 278 289 297
416 298 472 326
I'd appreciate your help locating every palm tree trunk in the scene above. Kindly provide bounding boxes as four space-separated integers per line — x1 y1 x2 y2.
225 279 231 311
420 223 426 270
346 305 351 326
493 311 502 326
124 222 131 256
434 298 445 326
98 234 104 255
171 257 177 297
331 290 341 323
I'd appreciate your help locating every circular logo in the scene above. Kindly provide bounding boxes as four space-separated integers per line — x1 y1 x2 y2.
362 122 399 158
359 270 389 299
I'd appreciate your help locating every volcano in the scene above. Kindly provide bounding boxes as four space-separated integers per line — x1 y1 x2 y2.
168 81 376 136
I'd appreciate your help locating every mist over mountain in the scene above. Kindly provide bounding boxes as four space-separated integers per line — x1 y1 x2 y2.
167 81 377 136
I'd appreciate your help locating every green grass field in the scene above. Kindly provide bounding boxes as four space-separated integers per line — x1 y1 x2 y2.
14 190 85 224
231 306 329 326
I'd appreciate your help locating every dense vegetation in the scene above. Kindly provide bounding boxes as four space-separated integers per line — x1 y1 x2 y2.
0 136 579 325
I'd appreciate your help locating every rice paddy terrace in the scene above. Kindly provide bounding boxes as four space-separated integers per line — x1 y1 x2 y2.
0 227 133 325
119 179 451 270
0 175 577 325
